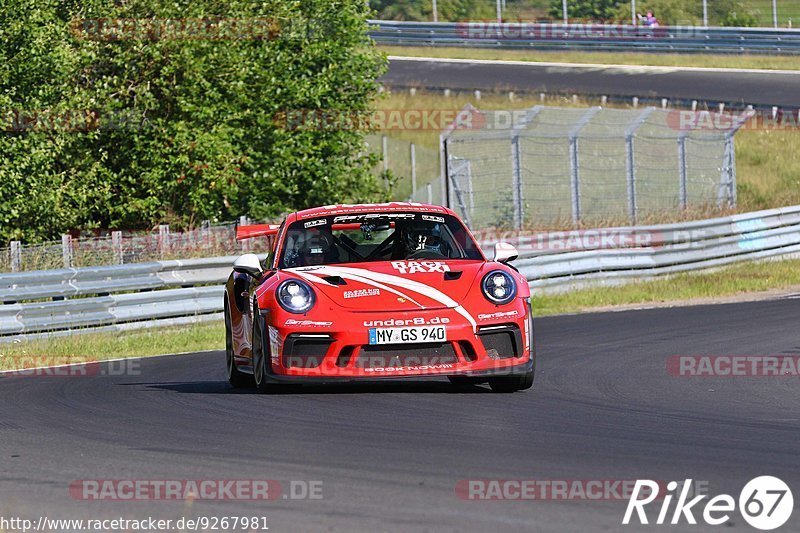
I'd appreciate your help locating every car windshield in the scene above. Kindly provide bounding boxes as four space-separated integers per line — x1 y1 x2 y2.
278 212 483 268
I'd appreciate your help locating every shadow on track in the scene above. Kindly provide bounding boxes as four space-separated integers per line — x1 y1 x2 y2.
126 380 495 395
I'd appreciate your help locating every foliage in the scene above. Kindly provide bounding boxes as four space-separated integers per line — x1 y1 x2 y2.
370 0 496 21
549 0 623 20
610 0 758 25
0 0 388 243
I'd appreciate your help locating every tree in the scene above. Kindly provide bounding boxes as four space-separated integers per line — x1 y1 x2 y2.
549 0 622 21
0 0 388 243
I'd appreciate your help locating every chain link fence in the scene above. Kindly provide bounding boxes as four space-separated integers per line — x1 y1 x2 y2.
0 220 274 273
366 133 444 205
444 105 750 230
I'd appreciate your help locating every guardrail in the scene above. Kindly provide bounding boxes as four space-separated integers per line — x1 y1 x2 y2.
478 205 800 291
2 206 800 340
369 20 800 54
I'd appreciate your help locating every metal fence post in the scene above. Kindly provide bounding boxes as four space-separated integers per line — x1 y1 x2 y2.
510 135 523 230
239 216 250 253
568 107 602 225
410 143 417 201
678 135 688 210
719 137 736 208
62 234 73 268
112 231 123 265
441 134 450 208
625 135 637 224
623 107 656 225
10 241 21 272
569 137 581 224
158 225 170 259
381 134 389 178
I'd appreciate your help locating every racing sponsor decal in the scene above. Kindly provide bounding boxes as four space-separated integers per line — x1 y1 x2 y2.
363 363 454 373
332 213 416 224
390 261 451 274
477 310 519 321
284 319 333 327
303 219 327 229
343 288 380 299
363 316 450 328
422 214 445 223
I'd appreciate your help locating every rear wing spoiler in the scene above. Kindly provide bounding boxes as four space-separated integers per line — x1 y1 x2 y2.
236 224 280 241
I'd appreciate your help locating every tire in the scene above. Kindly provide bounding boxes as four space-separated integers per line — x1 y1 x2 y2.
226 302 253 388
252 308 272 393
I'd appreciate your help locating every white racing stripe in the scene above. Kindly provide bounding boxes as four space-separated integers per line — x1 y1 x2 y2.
323 266 477 332
288 265 478 332
291 267 426 308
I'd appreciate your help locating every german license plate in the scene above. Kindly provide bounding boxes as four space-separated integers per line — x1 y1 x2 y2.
368 326 447 345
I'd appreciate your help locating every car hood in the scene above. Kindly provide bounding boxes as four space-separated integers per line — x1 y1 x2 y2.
284 261 487 311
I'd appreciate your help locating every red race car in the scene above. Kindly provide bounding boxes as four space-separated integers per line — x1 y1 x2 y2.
224 202 535 393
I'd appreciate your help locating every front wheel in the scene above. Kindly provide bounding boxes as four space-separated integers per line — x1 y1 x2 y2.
252 309 272 393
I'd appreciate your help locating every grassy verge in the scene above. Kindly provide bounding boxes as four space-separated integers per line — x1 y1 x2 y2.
0 321 223 371
3 258 800 364
380 45 800 71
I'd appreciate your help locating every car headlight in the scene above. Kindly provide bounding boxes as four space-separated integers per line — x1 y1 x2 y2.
481 270 517 305
276 279 316 314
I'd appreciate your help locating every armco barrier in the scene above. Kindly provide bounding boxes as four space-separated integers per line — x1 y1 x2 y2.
369 20 800 54
2 206 800 339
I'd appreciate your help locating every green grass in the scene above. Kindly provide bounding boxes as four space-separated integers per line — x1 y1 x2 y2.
380 45 800 71
0 321 223 371
3 258 800 363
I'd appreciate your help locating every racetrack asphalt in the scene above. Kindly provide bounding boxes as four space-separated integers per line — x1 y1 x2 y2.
1 298 798 532
383 56 800 109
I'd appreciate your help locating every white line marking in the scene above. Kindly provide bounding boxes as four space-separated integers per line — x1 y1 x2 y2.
388 55 800 76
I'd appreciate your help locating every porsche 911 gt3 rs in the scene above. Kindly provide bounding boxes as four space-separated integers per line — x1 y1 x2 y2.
224 202 535 393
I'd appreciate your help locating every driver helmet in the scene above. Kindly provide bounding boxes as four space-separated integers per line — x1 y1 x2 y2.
403 221 446 256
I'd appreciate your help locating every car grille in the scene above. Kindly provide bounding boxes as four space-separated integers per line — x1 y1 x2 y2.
355 343 458 368
282 335 333 368
477 325 522 359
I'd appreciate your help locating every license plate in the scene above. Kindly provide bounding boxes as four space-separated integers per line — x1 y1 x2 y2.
368 326 447 345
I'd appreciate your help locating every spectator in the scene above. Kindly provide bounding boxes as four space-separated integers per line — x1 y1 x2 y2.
637 10 659 27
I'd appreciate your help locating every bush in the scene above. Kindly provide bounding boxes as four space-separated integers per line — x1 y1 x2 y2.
0 0 388 243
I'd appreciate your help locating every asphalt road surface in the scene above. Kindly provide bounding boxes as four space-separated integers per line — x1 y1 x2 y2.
383 57 800 109
1 298 799 532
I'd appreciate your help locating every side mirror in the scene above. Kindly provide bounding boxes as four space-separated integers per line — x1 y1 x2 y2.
233 253 263 278
493 242 518 263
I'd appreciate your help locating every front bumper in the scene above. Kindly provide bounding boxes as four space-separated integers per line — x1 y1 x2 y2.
263 303 534 382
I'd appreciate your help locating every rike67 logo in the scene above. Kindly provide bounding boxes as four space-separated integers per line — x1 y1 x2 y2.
623 476 793 530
